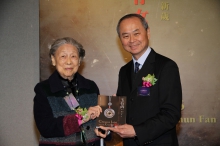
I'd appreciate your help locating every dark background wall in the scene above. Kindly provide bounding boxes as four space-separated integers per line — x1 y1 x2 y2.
0 0 39 145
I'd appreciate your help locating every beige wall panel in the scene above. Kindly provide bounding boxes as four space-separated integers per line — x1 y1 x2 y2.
40 0 220 145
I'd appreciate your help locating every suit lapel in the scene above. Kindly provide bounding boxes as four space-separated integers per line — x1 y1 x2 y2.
126 61 133 92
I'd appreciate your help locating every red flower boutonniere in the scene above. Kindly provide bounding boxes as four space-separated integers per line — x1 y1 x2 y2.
142 74 157 87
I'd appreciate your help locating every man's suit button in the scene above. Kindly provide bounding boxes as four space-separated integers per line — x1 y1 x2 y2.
131 98 134 101
145 142 150 145
130 117 134 120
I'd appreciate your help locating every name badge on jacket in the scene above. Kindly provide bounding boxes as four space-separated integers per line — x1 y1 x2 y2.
137 86 150 96
64 93 79 110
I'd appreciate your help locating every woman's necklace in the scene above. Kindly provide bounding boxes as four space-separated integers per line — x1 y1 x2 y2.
63 76 80 109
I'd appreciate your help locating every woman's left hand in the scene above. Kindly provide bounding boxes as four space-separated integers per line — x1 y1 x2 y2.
87 105 102 120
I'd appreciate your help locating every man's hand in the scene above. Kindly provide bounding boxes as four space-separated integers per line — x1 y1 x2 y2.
108 124 136 138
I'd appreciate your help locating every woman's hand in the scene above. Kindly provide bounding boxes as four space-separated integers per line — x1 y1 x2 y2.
88 105 102 120
94 126 110 138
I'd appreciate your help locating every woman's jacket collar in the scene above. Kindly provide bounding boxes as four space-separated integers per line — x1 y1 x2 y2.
49 70 90 93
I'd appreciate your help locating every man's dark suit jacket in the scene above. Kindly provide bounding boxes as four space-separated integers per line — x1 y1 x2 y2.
116 49 182 146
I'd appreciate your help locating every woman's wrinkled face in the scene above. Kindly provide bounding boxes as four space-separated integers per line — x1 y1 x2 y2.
51 44 80 81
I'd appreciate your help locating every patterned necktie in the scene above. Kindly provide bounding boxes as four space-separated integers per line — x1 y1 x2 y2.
134 62 140 73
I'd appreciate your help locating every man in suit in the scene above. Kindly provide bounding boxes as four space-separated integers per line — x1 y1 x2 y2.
107 13 182 146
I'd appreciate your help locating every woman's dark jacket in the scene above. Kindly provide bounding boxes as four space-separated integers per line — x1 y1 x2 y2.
34 70 101 146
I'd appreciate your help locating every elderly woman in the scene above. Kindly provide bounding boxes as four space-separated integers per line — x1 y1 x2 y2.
34 37 107 146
